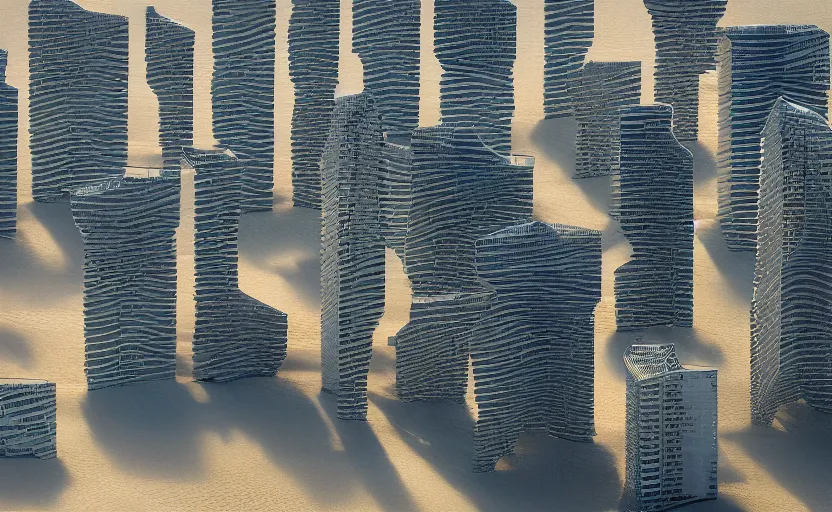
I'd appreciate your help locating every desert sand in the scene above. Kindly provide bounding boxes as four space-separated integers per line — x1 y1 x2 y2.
0 0 831 510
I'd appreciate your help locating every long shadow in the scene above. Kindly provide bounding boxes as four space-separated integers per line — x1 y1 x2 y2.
686 141 718 188
0 326 33 368
371 394 621 512
696 220 756 303
0 458 70 509
727 403 832 512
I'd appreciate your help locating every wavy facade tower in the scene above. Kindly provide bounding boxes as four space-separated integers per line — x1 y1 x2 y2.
71 177 180 390
471 222 601 473
717 25 830 251
320 94 386 420
379 141 412 258
353 0 420 137
29 0 128 202
212 0 276 213
571 61 642 178
750 99 832 427
643 0 727 141
146 7 194 176
624 344 718 512
435 0 516 154
288 0 339 209
183 147 288 382
0 380 57 459
543 0 594 118
614 105 694 331
393 125 534 403
0 49 17 239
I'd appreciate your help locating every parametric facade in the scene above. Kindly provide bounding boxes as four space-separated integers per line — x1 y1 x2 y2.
393 125 534 403
471 222 601 473
29 0 128 202
543 0 594 118
717 25 830 251
320 94 386 420
624 344 718 512
750 98 832 427
435 0 516 155
183 147 288 382
288 0 339 210
571 61 642 178
353 0 420 137
146 7 194 176
71 177 180 390
379 141 412 258
212 0 276 213
614 105 694 331
0 380 57 459
643 0 727 141
0 49 17 239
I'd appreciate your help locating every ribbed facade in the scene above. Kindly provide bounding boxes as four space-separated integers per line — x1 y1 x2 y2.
614 105 694 331
624 344 718 512
643 0 727 141
71 177 180 390
571 61 642 178
0 380 57 460
0 49 17 239
146 7 194 177
28 0 128 202
435 0 516 155
379 140 412 258
394 125 534 402
320 94 386 420
543 0 594 118
353 0 420 137
471 222 600 473
288 0 339 210
212 0 276 213
183 147 288 383
717 25 830 251
750 99 832 426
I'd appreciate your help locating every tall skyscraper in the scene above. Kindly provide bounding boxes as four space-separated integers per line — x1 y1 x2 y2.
624 344 718 512
183 147 289 382
320 94 386 420
717 25 830 251
71 177 180 390
751 98 832 426
0 49 17 239
543 0 594 118
288 0 339 210
471 222 601 473
378 141 412 259
0 380 57 459
146 7 194 176
615 105 694 331
212 0 276 212
29 0 128 202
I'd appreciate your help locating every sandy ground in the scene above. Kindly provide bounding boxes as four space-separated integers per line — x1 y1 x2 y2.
0 0 831 510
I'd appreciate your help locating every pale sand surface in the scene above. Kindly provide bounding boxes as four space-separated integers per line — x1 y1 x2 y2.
0 0 831 510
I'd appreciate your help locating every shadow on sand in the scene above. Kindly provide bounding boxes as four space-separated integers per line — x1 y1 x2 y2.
0 326 33 368
696 220 756 303
0 458 70 509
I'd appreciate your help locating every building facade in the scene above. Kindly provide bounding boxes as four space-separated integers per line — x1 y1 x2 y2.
0 380 57 459
543 0 594 118
0 49 17 239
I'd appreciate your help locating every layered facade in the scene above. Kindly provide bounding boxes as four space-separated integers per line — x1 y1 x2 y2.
571 61 642 178
288 0 339 209
543 0 594 118
212 0 276 212
614 105 694 331
750 99 832 426
643 0 727 141
394 125 534 402
471 222 601 473
29 0 128 202
624 344 718 512
435 0 516 155
378 140 412 258
0 49 17 239
717 25 830 251
353 0 420 137
146 7 194 176
71 177 180 390
320 94 386 420
0 380 57 459
183 147 288 382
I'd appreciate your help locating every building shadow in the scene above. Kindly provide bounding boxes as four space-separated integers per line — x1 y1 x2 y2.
529 117 577 174
0 457 70 509
686 141 718 188
0 326 33 368
696 219 756 303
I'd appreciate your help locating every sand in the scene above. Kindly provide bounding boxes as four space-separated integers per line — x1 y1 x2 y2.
0 0 831 510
